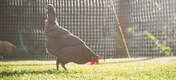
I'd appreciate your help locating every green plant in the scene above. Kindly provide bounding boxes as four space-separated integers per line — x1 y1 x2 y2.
128 28 174 56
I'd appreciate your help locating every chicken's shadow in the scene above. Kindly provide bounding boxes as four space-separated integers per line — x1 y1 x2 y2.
0 69 71 77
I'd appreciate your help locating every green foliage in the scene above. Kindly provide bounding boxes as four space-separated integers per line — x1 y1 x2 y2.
144 31 157 41
127 28 133 32
0 60 176 80
127 28 174 56
144 31 173 56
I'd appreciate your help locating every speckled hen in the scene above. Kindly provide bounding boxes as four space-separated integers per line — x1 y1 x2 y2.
45 4 100 70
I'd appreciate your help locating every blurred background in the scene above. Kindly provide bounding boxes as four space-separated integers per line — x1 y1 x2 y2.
0 0 175 60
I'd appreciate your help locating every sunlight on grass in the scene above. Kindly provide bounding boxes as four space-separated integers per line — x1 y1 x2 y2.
1 57 176 80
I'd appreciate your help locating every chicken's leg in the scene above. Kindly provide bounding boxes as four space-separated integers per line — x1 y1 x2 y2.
61 63 67 71
56 57 59 70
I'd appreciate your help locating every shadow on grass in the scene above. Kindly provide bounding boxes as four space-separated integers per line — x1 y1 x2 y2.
0 64 55 67
0 57 158 77
0 69 72 77
1 57 156 66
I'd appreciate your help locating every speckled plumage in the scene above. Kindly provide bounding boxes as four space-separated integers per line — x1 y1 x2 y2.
45 4 98 70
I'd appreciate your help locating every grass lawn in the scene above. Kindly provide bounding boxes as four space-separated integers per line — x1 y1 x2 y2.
0 57 176 80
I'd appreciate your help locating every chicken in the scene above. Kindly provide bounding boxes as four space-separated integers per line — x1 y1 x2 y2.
45 4 101 70
0 41 16 60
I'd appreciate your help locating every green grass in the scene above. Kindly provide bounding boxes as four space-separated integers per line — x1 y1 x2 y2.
1 58 176 80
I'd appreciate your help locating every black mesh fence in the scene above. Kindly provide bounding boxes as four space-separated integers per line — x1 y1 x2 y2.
128 0 176 57
0 0 175 60
0 0 46 60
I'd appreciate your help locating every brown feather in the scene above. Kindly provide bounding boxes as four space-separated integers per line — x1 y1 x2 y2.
45 4 98 70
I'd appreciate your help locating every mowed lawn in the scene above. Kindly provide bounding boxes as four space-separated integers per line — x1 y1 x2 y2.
0 57 176 80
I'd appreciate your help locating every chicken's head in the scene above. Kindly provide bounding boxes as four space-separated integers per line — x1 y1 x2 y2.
90 55 103 65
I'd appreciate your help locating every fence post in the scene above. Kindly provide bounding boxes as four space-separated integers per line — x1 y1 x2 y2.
110 0 131 58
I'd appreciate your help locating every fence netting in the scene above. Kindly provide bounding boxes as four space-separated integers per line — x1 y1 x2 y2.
128 0 176 57
0 0 175 60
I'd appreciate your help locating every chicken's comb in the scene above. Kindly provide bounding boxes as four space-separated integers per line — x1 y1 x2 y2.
90 61 96 65
90 55 103 65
